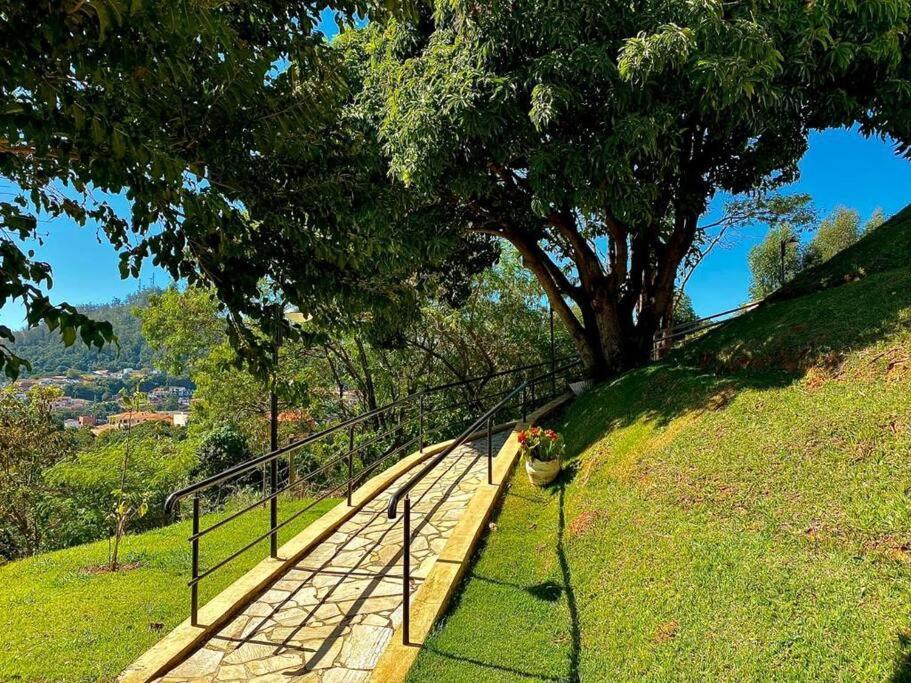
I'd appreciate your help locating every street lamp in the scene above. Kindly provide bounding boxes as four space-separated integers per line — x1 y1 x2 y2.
779 236 799 288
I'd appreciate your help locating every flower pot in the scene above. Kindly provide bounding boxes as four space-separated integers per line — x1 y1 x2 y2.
525 455 561 486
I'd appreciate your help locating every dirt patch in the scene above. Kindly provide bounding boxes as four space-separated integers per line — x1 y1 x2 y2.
804 351 846 389
567 509 604 539
653 619 679 644
862 535 911 563
706 386 737 411
80 561 141 575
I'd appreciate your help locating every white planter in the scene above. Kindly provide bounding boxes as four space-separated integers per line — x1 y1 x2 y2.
525 456 561 486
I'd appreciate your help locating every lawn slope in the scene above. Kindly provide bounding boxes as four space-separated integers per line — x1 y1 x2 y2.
410 207 911 682
0 497 336 682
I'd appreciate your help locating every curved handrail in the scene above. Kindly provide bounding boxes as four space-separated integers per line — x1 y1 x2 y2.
164 392 416 513
386 380 528 519
164 359 571 513
655 301 760 345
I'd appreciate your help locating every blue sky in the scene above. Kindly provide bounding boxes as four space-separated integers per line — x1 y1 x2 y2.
687 128 911 315
2 11 910 329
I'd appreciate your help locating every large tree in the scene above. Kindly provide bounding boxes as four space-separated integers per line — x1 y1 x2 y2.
344 1 911 378
0 0 405 378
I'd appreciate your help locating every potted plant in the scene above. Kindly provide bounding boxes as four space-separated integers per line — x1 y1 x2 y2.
518 426 564 486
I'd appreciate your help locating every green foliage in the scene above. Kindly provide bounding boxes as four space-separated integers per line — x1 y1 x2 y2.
10 288 159 376
747 224 804 300
340 2 911 375
0 0 404 378
194 424 254 482
46 422 197 542
865 208 888 233
0 386 74 558
672 291 697 327
136 286 226 376
804 207 862 267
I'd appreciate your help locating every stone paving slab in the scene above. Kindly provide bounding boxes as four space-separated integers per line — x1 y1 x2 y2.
155 433 507 683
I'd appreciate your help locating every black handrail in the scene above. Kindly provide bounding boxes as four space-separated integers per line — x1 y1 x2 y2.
164 360 564 513
164 393 417 513
167 357 581 625
386 380 528 520
387 359 580 644
654 301 760 345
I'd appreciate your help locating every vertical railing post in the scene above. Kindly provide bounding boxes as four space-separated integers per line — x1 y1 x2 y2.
487 416 493 486
269 458 278 558
522 383 528 422
402 496 411 645
531 377 536 408
191 495 200 626
347 424 354 506
550 306 556 397
269 376 279 559
418 393 425 453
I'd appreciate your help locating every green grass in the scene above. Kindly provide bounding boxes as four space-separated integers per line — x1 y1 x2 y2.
0 496 337 682
410 207 911 681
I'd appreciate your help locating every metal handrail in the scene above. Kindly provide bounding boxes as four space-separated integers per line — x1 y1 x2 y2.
167 357 581 625
654 301 760 345
387 358 580 644
386 380 528 520
164 393 416 513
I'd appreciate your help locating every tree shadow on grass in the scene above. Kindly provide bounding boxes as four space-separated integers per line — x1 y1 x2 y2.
556 485 581 682
891 631 911 682
543 263 911 463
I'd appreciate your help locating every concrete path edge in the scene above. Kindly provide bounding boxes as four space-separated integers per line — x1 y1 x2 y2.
119 421 517 683
369 392 574 683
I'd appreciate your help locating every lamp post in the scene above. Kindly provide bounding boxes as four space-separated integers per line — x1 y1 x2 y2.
779 236 799 288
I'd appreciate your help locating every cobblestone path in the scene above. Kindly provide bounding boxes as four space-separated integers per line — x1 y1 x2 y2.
156 432 508 683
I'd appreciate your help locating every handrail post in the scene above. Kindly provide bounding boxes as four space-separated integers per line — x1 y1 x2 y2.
269 370 278 558
191 495 200 626
418 393 424 453
487 416 493 486
550 307 557 396
347 425 354 506
402 495 411 645
522 384 528 422
269 459 278 558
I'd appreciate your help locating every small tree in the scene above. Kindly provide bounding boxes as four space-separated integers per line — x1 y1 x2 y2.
108 387 151 571
672 292 698 328
864 209 888 234
804 208 861 267
748 225 804 300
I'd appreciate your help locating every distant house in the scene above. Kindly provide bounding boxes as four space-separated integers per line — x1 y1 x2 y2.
63 418 80 429
51 396 90 410
78 415 97 427
107 411 174 429
149 386 192 404
105 410 189 430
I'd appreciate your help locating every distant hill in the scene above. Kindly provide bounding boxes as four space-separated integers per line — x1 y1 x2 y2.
11 289 161 376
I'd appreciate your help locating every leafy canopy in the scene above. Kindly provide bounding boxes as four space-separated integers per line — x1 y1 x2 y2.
334 0 911 374
0 0 408 378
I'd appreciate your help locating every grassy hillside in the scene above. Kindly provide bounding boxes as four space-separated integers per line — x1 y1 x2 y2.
0 497 336 682
410 206 911 681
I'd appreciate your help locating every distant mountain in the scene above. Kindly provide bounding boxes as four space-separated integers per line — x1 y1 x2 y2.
10 289 161 376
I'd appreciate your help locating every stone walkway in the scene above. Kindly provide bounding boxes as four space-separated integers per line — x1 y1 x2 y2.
156 433 507 683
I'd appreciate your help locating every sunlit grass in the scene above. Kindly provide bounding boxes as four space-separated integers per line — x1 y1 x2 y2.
410 219 911 681
0 496 338 682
